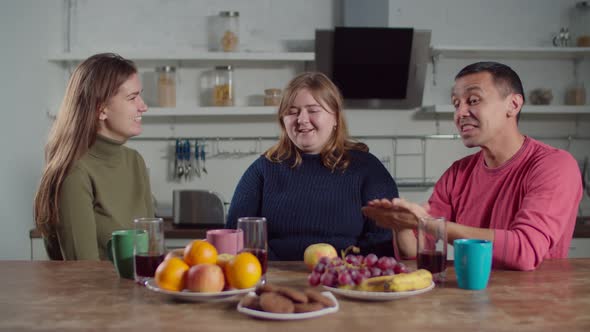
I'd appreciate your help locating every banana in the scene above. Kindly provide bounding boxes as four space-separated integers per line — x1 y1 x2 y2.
356 275 396 292
383 269 433 292
356 269 433 292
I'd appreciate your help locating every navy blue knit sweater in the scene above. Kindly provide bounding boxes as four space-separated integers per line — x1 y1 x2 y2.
226 150 399 261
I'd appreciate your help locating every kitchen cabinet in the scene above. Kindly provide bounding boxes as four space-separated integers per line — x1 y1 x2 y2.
569 238 590 258
30 237 203 261
29 221 208 260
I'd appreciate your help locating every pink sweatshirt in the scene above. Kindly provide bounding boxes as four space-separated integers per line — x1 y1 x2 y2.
428 137 582 271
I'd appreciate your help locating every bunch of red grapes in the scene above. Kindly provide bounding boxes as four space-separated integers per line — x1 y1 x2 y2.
307 254 409 288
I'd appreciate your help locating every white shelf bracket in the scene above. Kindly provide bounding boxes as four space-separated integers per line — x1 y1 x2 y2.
573 57 581 82
430 53 440 86
434 113 441 135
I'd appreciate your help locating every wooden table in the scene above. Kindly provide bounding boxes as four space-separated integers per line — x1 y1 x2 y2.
1 260 589 331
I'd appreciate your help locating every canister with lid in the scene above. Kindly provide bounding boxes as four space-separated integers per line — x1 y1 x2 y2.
213 65 234 106
264 89 282 106
156 66 176 107
217 11 239 52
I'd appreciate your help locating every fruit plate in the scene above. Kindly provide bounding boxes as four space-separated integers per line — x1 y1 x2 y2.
323 281 435 301
145 278 254 302
237 291 339 320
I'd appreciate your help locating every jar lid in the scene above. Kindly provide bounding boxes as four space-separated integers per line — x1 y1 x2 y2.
219 11 239 17
215 65 233 71
156 66 175 72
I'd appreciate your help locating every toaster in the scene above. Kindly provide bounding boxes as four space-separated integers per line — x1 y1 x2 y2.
173 190 226 227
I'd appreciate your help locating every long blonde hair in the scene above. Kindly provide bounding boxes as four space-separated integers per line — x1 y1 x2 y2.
264 72 367 171
34 53 137 259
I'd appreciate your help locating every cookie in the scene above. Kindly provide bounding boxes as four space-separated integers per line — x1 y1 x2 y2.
241 296 262 311
293 302 325 313
276 286 308 304
259 292 295 314
255 283 281 296
304 288 335 307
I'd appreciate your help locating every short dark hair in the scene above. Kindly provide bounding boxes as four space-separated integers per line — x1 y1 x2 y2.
455 62 525 121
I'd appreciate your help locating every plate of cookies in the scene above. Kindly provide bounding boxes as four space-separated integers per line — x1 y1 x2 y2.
237 284 339 320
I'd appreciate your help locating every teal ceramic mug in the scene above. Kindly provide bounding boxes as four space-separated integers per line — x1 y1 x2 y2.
107 230 148 279
453 239 493 290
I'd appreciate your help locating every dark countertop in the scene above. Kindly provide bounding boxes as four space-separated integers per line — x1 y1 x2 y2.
30 217 590 239
30 218 212 240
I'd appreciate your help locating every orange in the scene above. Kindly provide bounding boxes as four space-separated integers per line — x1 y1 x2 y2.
215 253 234 270
184 240 218 266
224 252 262 289
154 257 189 292
164 248 184 261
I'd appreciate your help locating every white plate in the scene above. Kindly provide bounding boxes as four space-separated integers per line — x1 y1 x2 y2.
237 291 339 320
323 281 435 301
145 278 254 302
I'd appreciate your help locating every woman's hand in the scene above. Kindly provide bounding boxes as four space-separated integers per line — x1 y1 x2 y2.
362 198 430 231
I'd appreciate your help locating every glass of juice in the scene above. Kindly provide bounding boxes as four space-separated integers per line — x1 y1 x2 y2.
417 216 447 283
237 217 268 283
133 217 165 285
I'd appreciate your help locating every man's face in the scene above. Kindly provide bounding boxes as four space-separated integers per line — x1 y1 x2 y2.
451 72 514 148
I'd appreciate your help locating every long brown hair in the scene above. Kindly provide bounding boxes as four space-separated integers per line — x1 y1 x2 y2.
34 53 137 259
264 72 367 171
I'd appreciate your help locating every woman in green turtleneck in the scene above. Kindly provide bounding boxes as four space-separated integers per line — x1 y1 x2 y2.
34 53 154 260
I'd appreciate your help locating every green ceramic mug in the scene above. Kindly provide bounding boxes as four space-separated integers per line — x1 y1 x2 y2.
107 230 148 279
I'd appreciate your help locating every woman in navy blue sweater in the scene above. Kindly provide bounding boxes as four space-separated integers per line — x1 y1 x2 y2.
226 72 399 260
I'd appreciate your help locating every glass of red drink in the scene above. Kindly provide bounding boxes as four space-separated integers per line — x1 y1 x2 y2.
133 217 165 285
417 216 447 283
237 217 268 283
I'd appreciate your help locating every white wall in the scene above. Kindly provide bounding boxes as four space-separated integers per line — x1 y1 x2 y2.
0 0 62 259
1 0 589 259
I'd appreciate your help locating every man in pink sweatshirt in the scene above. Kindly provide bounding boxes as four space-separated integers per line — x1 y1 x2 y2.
362 62 583 271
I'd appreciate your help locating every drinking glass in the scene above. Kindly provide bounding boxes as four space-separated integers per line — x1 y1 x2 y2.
237 217 268 282
417 216 447 283
133 217 165 285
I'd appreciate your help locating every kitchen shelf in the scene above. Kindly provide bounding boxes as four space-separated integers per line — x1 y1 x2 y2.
48 51 314 62
422 105 590 114
47 106 278 119
430 46 590 60
144 106 277 117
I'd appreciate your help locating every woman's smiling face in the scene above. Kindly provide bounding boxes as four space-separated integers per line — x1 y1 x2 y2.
98 73 148 142
282 88 337 154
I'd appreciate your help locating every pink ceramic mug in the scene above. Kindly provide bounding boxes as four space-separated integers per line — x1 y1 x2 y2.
206 229 243 255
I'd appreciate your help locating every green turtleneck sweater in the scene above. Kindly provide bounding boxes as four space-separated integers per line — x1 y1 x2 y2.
57 135 154 260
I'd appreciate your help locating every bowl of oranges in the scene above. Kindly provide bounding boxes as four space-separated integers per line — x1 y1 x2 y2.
145 240 262 302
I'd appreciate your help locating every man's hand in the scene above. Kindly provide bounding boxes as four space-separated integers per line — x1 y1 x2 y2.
361 198 430 231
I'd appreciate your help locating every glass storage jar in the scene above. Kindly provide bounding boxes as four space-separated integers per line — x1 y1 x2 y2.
216 11 239 52
156 66 176 107
264 88 282 106
565 83 586 105
213 65 234 106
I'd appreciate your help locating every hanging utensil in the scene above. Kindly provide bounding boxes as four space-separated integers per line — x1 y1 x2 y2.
184 139 192 180
175 139 184 178
201 144 208 174
194 140 201 178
